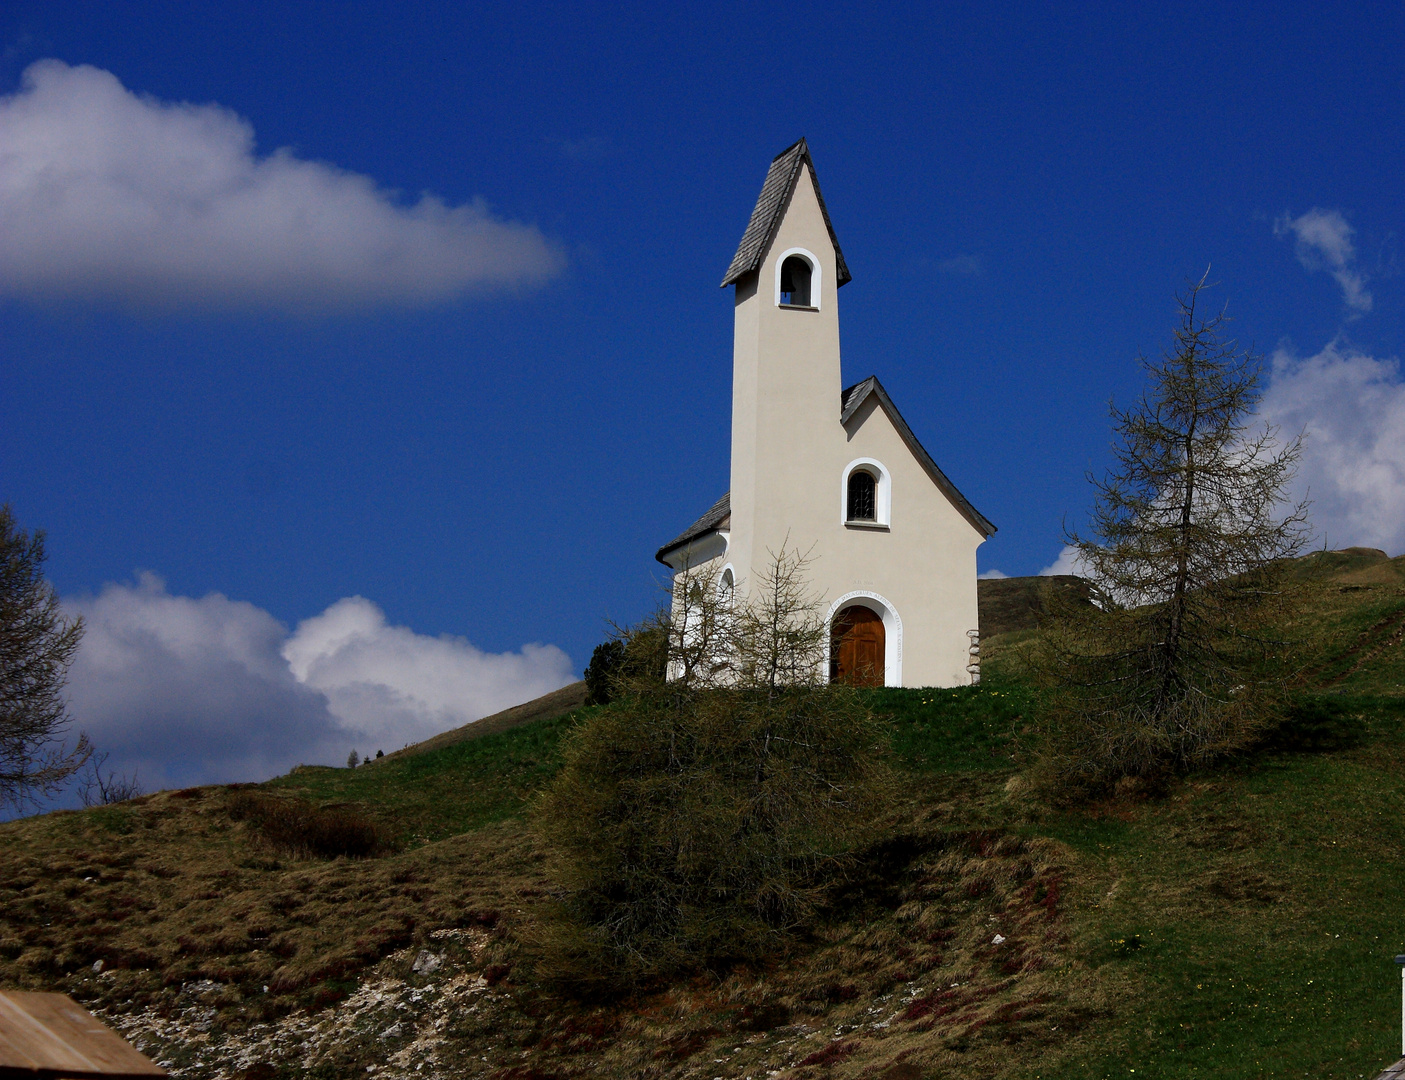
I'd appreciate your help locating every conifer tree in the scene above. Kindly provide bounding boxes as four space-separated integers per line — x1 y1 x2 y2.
533 546 891 986
1034 276 1310 798
0 505 89 809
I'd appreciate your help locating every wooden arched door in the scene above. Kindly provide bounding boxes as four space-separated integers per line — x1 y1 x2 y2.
830 605 885 687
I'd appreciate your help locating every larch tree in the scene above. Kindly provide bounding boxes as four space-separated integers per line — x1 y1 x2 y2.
1033 275 1310 798
533 545 892 986
0 505 89 810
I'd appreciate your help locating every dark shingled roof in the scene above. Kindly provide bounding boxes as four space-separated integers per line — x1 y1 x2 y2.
656 492 731 565
841 376 997 538
721 138 852 289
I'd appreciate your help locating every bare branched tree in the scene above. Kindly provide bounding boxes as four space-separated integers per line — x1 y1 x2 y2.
657 541 827 695
77 750 143 807
661 555 738 689
0 505 90 810
731 542 828 695
1033 275 1311 798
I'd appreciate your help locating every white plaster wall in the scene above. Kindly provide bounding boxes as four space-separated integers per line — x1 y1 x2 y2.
729 163 843 610
725 162 984 687
830 395 983 686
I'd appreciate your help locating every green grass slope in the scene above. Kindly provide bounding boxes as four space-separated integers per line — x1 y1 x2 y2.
269 695 595 843
0 550 1403 1079
374 680 588 763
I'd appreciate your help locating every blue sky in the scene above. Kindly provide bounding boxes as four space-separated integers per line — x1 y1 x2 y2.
3 1 1404 792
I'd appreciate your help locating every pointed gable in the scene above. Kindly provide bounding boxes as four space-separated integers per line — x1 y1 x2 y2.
720 138 852 288
842 376 997 538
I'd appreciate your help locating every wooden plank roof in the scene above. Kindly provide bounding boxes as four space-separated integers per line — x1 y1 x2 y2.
656 492 730 565
720 138 851 289
0 991 165 1079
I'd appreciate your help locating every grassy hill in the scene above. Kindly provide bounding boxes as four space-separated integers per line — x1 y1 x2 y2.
2 551 1405 1079
977 573 1092 638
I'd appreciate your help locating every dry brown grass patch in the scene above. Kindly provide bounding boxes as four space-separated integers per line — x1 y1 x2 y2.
0 787 551 1022
226 790 389 859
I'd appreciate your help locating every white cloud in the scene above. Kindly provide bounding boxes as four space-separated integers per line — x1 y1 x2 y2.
1261 341 1405 555
1039 545 1091 577
977 568 1008 579
64 574 341 790
0 60 563 310
283 596 575 755
1029 341 1405 583
1275 207 1372 314
62 575 575 791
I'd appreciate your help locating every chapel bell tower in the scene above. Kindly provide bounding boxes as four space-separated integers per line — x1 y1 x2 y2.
719 138 852 586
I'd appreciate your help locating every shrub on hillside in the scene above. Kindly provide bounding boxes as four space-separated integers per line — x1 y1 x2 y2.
534 683 892 987
533 548 894 988
582 640 624 705
228 791 388 859
582 623 667 706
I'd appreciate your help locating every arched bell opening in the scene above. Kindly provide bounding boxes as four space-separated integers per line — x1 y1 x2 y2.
779 254 812 307
773 247 821 309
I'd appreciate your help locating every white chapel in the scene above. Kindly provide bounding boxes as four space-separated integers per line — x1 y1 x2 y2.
656 139 995 688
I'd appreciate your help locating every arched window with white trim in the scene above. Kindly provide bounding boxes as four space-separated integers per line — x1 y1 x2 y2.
774 247 822 309
840 458 892 527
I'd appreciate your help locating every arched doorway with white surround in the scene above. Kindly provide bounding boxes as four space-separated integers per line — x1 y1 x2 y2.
825 590 903 688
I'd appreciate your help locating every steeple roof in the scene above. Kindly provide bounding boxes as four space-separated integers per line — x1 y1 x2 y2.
720 138 851 288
